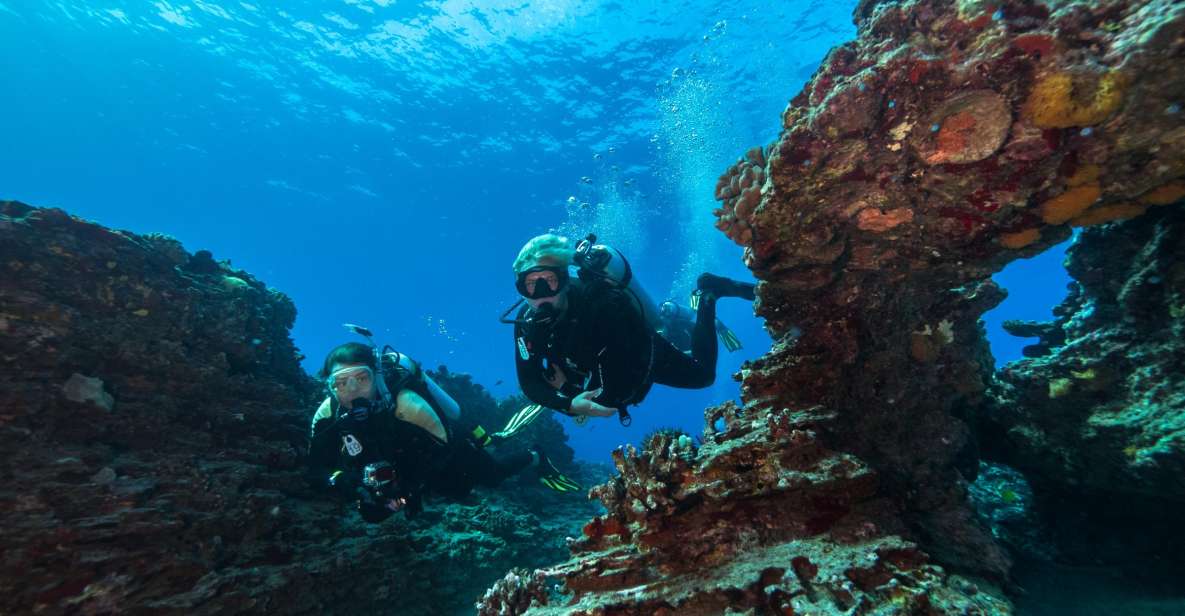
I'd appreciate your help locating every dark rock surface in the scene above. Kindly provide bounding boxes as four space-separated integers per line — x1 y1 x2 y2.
480 0 1185 613
0 201 599 615
980 205 1185 569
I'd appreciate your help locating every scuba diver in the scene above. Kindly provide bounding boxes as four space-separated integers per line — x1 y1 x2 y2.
308 325 580 524
504 233 756 425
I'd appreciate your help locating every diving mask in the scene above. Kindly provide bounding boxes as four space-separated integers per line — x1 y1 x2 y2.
328 365 376 404
516 265 569 299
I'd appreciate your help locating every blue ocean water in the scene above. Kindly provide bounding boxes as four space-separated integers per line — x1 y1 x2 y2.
0 0 1067 461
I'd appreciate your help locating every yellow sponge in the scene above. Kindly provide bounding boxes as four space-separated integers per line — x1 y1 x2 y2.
1070 202 1148 226
1000 228 1041 249
1023 71 1127 129
1040 184 1102 224
1140 180 1185 206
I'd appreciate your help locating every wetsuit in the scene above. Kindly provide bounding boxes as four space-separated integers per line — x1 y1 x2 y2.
514 278 720 415
308 357 533 523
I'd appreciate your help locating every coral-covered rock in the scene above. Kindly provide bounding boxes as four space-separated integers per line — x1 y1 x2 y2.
478 405 1009 614
477 568 551 616
0 202 598 615
980 205 1185 566
716 0 1185 261
707 0 1183 578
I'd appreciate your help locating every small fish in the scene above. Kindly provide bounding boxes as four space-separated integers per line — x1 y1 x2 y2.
593 153 602 160
494 380 503 386
567 196 577 205
607 146 616 154
580 176 593 184
623 178 634 186
580 202 590 209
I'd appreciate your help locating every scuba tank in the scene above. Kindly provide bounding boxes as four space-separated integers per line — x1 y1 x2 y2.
574 237 744 353
572 234 660 329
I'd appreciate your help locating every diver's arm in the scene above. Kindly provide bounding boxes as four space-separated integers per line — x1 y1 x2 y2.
514 328 574 413
307 415 347 493
592 293 653 408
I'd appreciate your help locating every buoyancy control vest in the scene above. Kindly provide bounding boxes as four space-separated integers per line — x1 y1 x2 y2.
572 235 662 330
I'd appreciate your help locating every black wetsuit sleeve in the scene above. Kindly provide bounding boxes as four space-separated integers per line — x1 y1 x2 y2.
514 321 574 414
307 417 340 491
590 292 653 408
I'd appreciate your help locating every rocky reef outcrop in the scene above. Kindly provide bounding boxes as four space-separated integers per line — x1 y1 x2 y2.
980 205 1185 568
0 201 598 615
481 0 1185 613
718 0 1185 586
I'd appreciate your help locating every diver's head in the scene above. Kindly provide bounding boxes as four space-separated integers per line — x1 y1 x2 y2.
319 342 379 410
514 234 574 310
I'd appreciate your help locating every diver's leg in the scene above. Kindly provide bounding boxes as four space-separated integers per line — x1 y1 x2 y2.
651 275 750 388
689 290 719 374
651 330 716 388
471 448 534 488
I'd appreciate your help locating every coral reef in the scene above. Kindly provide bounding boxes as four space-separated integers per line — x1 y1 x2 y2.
979 205 1185 569
483 0 1184 613
477 569 551 616
713 0 1185 576
480 404 1010 614
0 202 598 615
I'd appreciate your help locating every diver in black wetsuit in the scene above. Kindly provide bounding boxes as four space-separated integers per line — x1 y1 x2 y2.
308 339 579 524
509 233 756 423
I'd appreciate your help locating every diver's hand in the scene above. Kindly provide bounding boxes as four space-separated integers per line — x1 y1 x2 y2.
569 388 616 418
385 497 408 512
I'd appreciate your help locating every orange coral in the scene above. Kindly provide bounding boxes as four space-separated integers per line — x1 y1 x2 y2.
856 207 914 232
999 228 1041 249
1140 180 1185 206
1066 164 1101 187
1070 202 1148 227
1022 71 1128 128
1040 184 1102 224
930 112 977 163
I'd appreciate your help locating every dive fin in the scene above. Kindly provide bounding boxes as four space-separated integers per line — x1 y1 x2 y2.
533 446 582 493
715 319 743 352
494 404 546 440
689 291 701 311
541 475 582 492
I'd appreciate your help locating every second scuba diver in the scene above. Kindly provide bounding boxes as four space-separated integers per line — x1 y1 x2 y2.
308 326 580 524
508 233 756 424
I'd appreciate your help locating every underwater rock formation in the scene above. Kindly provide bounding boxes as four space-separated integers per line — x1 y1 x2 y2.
980 205 1185 567
483 0 1184 613
502 409 1008 614
0 202 596 615
714 0 1184 580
